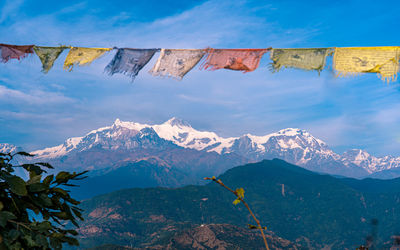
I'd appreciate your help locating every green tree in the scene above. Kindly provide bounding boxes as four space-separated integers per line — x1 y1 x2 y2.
0 152 88 249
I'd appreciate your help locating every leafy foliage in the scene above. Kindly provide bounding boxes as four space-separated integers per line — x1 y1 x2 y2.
0 152 88 249
233 188 244 205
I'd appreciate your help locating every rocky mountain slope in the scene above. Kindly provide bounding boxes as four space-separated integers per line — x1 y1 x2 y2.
76 159 400 249
84 224 301 250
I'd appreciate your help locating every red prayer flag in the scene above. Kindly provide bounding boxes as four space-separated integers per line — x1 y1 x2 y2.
201 48 270 72
0 43 34 63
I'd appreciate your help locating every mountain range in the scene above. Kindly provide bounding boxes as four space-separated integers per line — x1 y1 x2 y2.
14 118 400 176
75 159 400 249
2 117 400 198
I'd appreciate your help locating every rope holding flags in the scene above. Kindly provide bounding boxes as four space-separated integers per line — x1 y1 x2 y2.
0 42 400 83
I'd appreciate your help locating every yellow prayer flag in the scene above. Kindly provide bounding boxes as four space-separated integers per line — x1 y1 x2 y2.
333 47 400 82
63 47 112 71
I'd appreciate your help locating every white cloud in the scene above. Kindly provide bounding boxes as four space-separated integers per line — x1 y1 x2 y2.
0 85 74 105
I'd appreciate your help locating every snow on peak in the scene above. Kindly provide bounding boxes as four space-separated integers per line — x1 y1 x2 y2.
0 143 19 153
26 118 336 166
340 149 400 173
153 118 234 153
276 128 303 136
163 117 192 128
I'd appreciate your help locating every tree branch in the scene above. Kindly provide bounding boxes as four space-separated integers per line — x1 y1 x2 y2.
204 177 270 250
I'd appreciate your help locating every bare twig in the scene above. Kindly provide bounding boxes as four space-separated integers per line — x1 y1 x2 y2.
204 176 270 250
9 220 32 231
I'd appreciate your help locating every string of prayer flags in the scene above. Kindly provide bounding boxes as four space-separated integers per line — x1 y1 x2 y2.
333 47 400 82
64 47 112 71
270 48 330 73
105 48 158 81
201 48 270 72
0 43 34 63
2 42 400 83
149 49 205 80
33 46 66 73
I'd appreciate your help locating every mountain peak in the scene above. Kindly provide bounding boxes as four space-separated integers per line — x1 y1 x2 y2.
164 117 192 128
114 118 122 125
0 143 20 153
276 128 307 136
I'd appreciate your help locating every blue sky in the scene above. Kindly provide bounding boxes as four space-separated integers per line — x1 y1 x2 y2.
1 0 400 156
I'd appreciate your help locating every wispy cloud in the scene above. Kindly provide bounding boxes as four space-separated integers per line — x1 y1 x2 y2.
0 85 74 105
0 0 24 23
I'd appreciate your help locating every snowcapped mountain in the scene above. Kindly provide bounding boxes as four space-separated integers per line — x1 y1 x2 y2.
31 118 335 162
342 149 400 173
19 117 399 178
0 143 21 154
31 120 177 159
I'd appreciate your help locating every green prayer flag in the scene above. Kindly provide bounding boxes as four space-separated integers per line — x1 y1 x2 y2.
33 46 66 73
270 48 330 73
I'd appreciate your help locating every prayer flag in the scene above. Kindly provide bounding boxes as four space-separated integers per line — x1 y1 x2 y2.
105 48 158 80
333 47 400 82
34 46 66 73
270 48 330 72
0 43 34 63
201 48 269 72
149 49 205 80
64 47 111 71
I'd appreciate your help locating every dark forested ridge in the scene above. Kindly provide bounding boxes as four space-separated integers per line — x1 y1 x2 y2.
76 159 400 249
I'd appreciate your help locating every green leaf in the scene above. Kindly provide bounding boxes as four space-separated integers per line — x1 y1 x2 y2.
53 188 68 197
37 221 52 232
38 193 53 207
50 237 61 249
34 234 48 248
52 212 68 220
23 164 43 175
235 188 245 199
233 197 241 205
0 211 17 227
23 234 36 247
51 232 64 238
66 230 78 236
28 183 48 193
8 229 20 241
7 176 27 196
55 172 70 183
43 174 54 185
27 174 42 185
72 208 83 220
63 236 79 246
10 241 22 250
36 162 54 169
